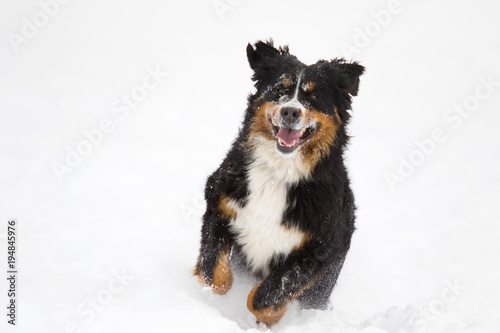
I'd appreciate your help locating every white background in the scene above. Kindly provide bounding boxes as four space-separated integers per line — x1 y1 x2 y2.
1 0 499 332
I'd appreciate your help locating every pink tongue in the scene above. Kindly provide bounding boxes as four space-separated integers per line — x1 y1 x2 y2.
276 127 301 146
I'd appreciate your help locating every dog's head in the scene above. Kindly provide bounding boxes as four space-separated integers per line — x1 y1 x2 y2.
246 40 364 167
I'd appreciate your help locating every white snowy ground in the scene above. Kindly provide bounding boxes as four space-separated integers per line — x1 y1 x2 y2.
1 0 500 332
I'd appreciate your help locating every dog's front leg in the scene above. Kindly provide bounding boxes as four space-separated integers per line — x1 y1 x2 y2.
247 240 347 327
194 190 236 295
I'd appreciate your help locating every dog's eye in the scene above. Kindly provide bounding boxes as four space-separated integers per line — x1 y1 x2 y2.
278 87 287 95
309 92 320 101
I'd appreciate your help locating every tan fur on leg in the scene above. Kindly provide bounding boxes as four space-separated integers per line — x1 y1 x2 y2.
194 250 233 295
247 283 287 327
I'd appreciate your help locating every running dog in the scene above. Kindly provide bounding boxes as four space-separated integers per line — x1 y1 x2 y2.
194 40 364 327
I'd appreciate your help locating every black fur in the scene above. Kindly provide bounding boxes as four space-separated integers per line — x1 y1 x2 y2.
195 40 364 320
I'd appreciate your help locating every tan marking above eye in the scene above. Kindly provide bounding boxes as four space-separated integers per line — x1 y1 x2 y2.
303 81 315 93
282 77 291 88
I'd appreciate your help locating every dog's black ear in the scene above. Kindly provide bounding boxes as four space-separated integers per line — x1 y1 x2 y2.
246 40 291 85
332 60 365 96
246 40 283 70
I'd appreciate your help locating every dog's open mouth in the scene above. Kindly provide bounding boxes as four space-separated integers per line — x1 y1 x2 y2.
270 122 318 154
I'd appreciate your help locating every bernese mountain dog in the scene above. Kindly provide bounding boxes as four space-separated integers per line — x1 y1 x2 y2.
194 40 364 327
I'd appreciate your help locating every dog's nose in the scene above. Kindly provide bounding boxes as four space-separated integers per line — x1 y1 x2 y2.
280 107 301 126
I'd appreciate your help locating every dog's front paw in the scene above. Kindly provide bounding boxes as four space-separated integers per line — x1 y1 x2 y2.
194 269 233 295
194 252 233 295
247 283 287 328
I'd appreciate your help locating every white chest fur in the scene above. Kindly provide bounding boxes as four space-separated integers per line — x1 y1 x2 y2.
228 139 309 276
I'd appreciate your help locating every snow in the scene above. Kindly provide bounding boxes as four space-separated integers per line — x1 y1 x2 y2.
1 0 500 332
